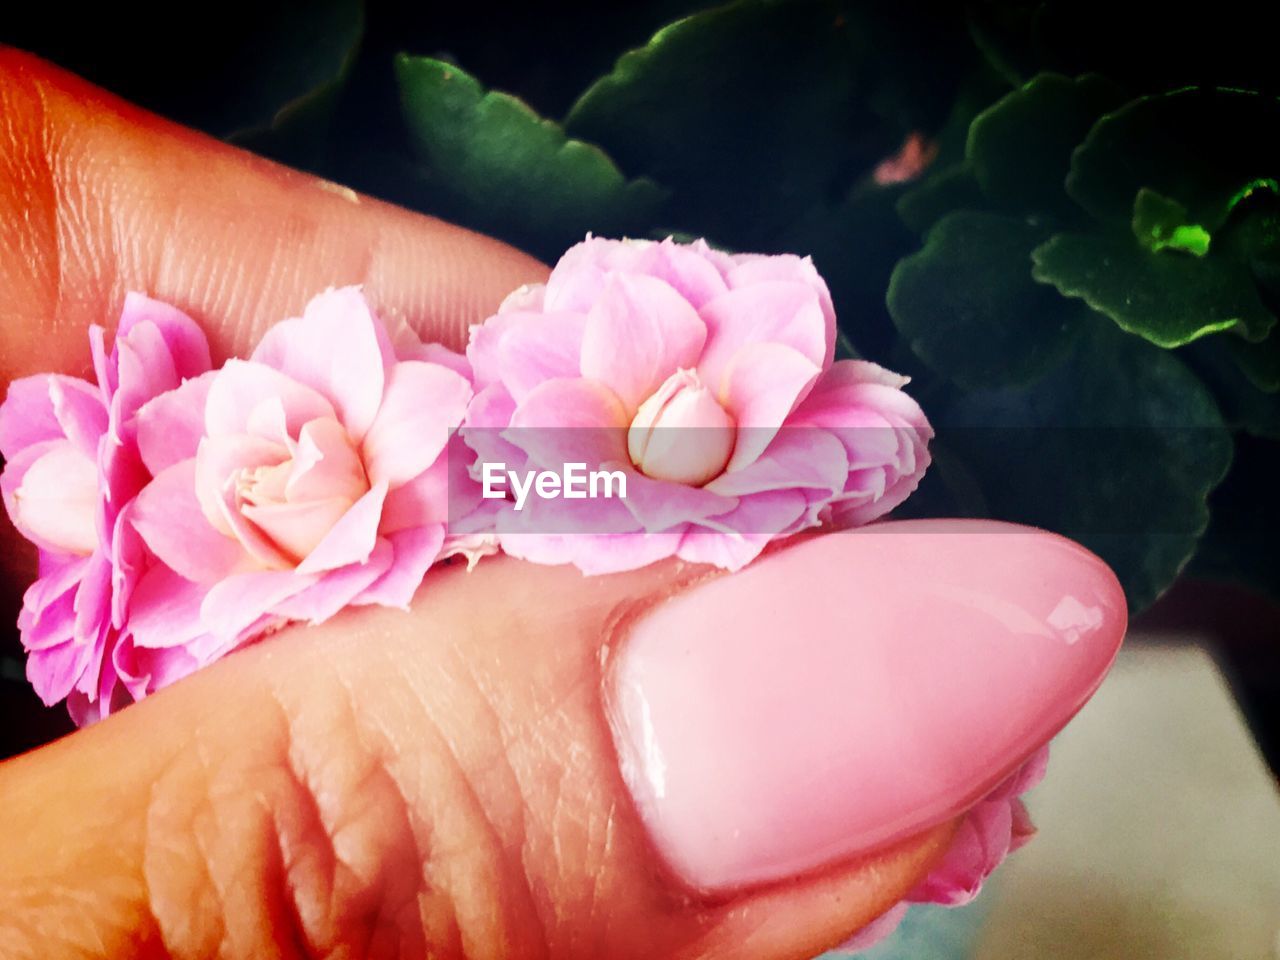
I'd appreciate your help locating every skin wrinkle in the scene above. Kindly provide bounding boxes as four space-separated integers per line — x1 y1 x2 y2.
434 641 550 960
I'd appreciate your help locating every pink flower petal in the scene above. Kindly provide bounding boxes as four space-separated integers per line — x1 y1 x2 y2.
580 273 706 411
507 377 629 467
18 568 81 651
619 468 738 533
71 552 112 647
194 432 289 536
200 568 315 641
380 455 450 534
362 361 471 488
678 489 809 570
288 417 369 503
295 481 389 574
272 538 395 623
128 564 213 649
498 312 588 403
720 342 822 472
352 525 446 608
203 359 337 438
251 287 388 441
705 427 848 497
116 292 212 381
697 280 829 398
48 376 109 458
402 341 473 380
0 375 68 455
133 459 250 582
26 638 96 707
7 440 100 555
241 497 356 564
135 371 216 475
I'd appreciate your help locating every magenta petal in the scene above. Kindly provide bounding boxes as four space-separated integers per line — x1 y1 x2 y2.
48 376 109 458
117 292 212 381
112 322 178 425
580 273 706 411
619 469 738 533
646 238 731 308
19 568 80 651
380 456 449 534
0 375 67 455
272 538 395 623
7 441 101 556
204 360 336 438
466 310 524 387
136 371 215 475
720 342 822 471
908 798 1014 907
697 281 829 397
251 287 388 441
133 459 249 582
363 361 471 488
704 428 847 498
27 639 95 707
402 341 473 380
295 481 389 574
352 525 445 609
507 377 629 467
128 565 213 649
200 569 314 640
71 552 112 647
725 255 835 361
498 312 588 403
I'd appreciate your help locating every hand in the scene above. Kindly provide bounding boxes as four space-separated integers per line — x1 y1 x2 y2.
0 49 1125 959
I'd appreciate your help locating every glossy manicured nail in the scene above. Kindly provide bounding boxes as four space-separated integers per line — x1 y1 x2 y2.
605 519 1126 892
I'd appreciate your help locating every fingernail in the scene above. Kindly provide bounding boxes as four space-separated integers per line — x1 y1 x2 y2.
605 519 1126 892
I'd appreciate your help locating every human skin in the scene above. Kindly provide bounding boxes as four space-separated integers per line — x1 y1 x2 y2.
0 48 1136 960
0 48 959 959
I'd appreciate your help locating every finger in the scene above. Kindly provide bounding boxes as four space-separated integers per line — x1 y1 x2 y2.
0 48 546 598
0 46 547 385
0 522 1126 959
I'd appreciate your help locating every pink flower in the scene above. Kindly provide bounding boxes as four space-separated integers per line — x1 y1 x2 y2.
837 746 1050 954
126 287 472 664
462 236 932 573
0 294 213 721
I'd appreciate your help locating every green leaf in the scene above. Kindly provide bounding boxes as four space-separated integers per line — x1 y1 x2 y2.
1067 88 1280 231
895 164 987 233
966 72 1126 214
1183 339 1280 439
564 0 876 245
1032 231 1277 347
887 211 1082 388
941 320 1232 610
1131 188 1211 257
395 56 666 258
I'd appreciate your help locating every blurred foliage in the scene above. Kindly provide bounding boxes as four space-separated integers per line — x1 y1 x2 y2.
5 0 1280 620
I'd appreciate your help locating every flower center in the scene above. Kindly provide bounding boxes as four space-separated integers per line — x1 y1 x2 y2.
627 369 736 486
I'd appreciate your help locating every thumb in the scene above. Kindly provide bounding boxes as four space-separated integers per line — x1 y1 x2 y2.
0 521 1125 959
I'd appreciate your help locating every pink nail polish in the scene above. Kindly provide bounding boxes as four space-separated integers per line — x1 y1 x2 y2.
605 519 1127 892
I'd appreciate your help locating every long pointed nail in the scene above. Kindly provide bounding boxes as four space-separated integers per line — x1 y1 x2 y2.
606 520 1126 892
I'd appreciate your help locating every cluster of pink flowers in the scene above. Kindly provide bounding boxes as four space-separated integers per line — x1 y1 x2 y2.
0 236 1044 939
2 237 933 721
